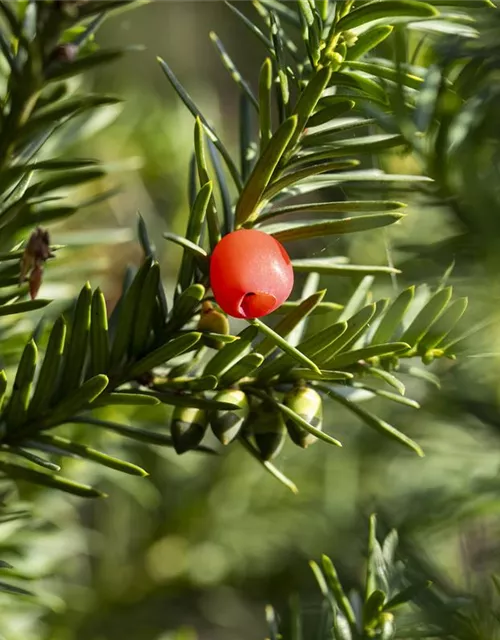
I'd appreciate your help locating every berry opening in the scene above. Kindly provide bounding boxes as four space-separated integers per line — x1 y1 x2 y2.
239 292 277 319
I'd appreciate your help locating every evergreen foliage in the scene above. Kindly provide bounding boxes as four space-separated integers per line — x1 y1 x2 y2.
0 1 497 638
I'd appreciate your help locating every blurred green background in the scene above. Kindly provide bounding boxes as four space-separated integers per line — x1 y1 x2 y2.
3 2 500 639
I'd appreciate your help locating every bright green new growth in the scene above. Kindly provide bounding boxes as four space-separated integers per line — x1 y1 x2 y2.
286 514 432 640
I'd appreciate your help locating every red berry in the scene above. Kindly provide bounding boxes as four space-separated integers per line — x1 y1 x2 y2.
209 229 294 319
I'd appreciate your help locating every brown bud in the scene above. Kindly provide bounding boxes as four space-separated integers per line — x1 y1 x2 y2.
24 227 53 264
50 44 78 63
20 227 54 295
29 264 43 300
19 252 35 284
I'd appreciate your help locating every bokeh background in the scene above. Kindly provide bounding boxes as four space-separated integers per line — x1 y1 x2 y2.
3 2 500 639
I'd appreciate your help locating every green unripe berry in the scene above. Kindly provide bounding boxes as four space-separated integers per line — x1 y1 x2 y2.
170 405 208 454
284 386 323 448
249 402 286 461
197 301 230 349
210 389 249 445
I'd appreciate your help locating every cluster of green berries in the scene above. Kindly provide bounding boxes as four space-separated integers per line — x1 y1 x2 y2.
170 385 323 460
